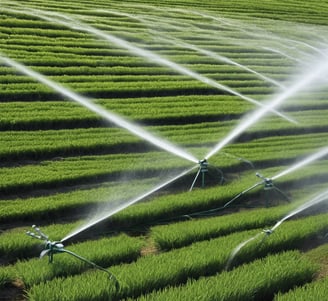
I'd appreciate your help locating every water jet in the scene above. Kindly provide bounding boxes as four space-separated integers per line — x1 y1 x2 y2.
0 55 198 164
61 165 197 242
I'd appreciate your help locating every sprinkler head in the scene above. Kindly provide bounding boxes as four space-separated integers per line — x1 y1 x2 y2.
199 159 208 172
256 172 273 189
45 240 64 251
40 240 65 262
26 225 65 262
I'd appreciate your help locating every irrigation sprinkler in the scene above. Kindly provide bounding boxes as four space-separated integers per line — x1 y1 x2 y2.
224 172 290 208
189 159 225 191
190 159 208 190
189 152 254 191
227 188 328 269
26 225 119 288
256 172 290 205
225 146 328 208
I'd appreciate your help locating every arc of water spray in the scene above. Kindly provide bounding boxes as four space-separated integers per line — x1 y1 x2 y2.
61 165 197 242
225 232 263 270
86 8 286 90
1 6 296 124
271 146 328 180
186 9 328 61
269 188 328 232
204 55 328 161
154 6 328 68
261 47 303 64
226 188 328 270
154 36 286 89
0 55 198 164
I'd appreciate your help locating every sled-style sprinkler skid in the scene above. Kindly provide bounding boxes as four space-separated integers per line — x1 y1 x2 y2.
26 225 119 288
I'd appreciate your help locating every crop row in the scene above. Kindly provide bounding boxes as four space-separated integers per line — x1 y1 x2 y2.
78 167 328 234
0 16 143 31
0 95 250 128
275 277 328 300
2 67 290 97
0 63 294 77
1 133 327 195
275 243 328 300
1 31 291 58
0 72 278 85
1 81 262 101
0 151 193 195
0 74 196 84
0 167 232 223
202 0 328 23
0 232 145 289
26 213 328 300
0 43 291 63
0 39 291 61
136 251 316 301
0 176 164 225
0 65 176 76
0 26 91 38
221 133 328 166
1 109 328 159
0 79 274 93
1 95 328 130
150 202 301 250
0 128 141 160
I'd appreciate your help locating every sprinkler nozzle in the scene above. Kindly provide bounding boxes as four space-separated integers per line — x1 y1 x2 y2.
32 224 49 240
256 172 265 180
256 172 273 189
26 225 65 262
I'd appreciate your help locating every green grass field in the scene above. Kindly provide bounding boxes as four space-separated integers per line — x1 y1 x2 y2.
1 0 328 300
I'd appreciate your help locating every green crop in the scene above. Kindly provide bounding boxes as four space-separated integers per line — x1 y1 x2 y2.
275 277 328 301
8 234 144 288
275 243 328 300
1 1 328 300
136 251 317 301
27 212 328 300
